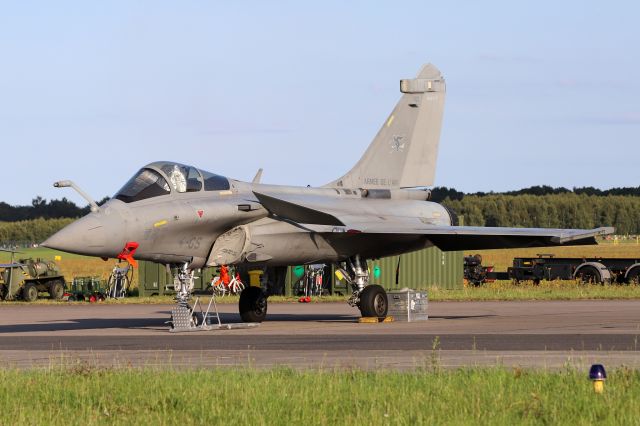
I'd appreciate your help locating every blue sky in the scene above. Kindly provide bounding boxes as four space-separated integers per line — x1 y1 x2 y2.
1 1 638 206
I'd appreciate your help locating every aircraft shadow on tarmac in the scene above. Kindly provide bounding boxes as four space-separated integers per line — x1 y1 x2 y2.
0 318 166 334
428 315 496 320
163 309 360 323
0 312 359 333
0 311 496 333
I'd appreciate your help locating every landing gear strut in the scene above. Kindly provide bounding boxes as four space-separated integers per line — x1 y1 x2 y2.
339 255 388 318
174 263 195 306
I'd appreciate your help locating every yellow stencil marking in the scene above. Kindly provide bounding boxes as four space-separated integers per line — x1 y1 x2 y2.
154 220 168 228
219 190 233 196
386 115 395 127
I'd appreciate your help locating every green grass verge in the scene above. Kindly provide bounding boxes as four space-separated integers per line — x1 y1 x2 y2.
0 368 638 425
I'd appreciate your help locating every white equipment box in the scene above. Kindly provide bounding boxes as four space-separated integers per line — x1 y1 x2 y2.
387 289 428 322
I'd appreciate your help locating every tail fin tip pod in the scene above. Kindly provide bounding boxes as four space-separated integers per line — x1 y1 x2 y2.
326 63 446 189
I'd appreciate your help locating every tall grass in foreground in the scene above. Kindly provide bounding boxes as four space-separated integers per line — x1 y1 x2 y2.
0 368 638 425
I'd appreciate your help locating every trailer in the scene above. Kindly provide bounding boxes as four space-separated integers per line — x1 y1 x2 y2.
463 254 640 285
508 255 640 284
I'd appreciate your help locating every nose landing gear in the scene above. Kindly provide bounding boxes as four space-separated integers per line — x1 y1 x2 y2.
170 263 262 330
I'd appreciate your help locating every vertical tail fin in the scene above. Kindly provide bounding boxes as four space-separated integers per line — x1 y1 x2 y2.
326 63 446 189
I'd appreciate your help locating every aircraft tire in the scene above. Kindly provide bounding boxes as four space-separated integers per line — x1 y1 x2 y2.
239 287 268 323
358 285 388 318
22 283 38 302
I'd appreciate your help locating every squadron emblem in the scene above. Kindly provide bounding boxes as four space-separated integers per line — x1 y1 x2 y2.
390 135 406 153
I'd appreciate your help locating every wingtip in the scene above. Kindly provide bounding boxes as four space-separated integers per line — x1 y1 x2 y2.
598 226 615 235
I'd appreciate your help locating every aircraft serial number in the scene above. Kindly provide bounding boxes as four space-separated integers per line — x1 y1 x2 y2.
363 178 398 186
179 236 202 250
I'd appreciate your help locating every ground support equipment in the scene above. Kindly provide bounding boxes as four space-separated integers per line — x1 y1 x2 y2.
169 294 260 333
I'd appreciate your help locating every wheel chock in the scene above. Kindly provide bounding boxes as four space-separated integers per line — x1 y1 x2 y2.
358 316 394 323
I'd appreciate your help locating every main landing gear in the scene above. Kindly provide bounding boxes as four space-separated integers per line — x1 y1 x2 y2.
339 255 388 318
239 286 268 323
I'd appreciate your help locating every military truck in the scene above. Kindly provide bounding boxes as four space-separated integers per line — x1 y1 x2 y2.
0 258 66 301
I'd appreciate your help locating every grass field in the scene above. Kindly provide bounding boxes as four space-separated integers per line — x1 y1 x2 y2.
0 367 638 425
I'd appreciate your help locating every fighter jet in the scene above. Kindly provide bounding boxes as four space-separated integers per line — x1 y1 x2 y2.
43 64 613 322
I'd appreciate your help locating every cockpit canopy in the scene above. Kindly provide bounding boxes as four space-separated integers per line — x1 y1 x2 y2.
114 162 230 203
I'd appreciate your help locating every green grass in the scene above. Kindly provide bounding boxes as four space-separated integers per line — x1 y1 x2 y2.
0 367 638 425
429 280 640 301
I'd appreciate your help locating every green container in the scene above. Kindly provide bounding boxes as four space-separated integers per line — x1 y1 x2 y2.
138 262 168 296
371 247 464 291
284 247 463 295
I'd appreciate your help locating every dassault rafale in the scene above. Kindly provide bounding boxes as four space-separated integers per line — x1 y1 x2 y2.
44 64 613 322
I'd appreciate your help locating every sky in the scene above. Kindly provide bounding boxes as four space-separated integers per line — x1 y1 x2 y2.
1 1 638 206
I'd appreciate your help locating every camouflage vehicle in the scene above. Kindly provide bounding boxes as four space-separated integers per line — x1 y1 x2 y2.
0 257 66 302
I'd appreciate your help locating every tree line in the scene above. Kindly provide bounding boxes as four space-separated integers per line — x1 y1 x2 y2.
431 185 640 202
0 196 109 222
0 218 75 247
441 194 640 234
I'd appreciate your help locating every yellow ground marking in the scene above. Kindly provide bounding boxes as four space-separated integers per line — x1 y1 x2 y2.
358 316 394 323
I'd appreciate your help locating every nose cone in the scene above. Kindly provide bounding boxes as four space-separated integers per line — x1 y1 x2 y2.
43 214 119 257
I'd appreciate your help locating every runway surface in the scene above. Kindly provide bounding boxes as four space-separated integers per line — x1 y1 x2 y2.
1 300 640 370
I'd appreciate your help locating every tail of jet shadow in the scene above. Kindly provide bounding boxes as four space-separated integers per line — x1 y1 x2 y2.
325 63 446 189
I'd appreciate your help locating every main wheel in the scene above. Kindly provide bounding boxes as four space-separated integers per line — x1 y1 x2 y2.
22 283 38 302
49 280 65 300
358 285 388 318
239 286 268 323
